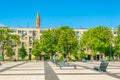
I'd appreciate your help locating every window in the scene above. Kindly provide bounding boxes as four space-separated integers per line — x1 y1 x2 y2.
22 30 27 39
32 31 36 36
75 31 80 36
114 31 118 36
29 48 32 54
114 31 117 34
22 30 27 35
22 42 26 46
29 30 33 33
18 30 21 33
11 30 17 34
29 36 33 42
29 36 33 46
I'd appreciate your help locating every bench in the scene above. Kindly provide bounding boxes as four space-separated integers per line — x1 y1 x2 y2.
93 61 108 72
58 62 77 69
52 60 60 66
82 58 87 62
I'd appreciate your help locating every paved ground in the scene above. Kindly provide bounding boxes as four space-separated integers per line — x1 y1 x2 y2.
0 61 120 80
0 61 44 80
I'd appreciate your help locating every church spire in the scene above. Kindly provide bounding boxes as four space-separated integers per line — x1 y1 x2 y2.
36 12 40 29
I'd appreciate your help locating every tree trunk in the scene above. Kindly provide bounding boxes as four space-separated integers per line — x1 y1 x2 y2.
91 55 94 61
2 49 4 61
50 55 53 61
65 51 69 61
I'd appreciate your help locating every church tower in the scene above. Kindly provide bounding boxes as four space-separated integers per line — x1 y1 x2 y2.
36 12 40 29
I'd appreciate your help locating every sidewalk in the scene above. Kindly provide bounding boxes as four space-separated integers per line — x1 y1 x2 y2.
48 61 120 80
0 61 119 80
0 61 44 80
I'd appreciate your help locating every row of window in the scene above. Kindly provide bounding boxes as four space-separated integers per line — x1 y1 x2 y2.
75 31 118 36
12 29 118 41
21 36 37 40
20 42 33 47
12 30 39 35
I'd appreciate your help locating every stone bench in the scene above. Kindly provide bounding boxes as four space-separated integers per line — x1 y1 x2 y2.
94 61 108 72
52 60 60 66
58 62 77 69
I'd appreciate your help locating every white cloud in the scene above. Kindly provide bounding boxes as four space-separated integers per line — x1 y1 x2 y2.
0 23 5 26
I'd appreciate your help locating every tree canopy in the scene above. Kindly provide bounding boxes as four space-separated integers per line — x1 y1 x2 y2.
32 26 78 61
114 25 120 56
79 26 113 59
19 44 27 60
57 26 78 60
0 27 20 61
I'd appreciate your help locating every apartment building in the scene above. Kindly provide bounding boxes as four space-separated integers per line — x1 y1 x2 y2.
3 12 118 60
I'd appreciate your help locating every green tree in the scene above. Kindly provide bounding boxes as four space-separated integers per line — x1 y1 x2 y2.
57 26 78 61
32 40 42 60
32 29 59 60
5 34 20 58
79 26 113 60
0 27 8 61
0 27 20 61
41 29 59 60
114 25 120 59
32 26 78 61
5 46 15 58
19 45 27 60
76 44 87 61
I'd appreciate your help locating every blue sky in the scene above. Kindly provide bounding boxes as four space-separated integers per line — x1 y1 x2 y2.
0 0 120 29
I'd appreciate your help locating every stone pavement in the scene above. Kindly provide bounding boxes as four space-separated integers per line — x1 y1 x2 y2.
0 61 44 80
0 61 119 80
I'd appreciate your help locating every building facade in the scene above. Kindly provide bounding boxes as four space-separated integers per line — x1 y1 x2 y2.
4 13 118 60
11 28 40 60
